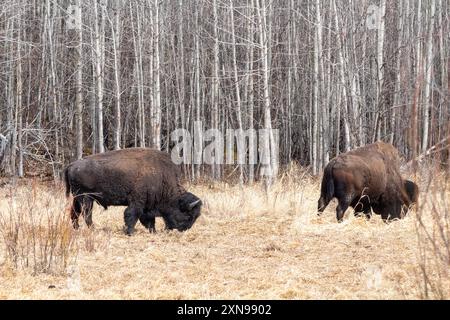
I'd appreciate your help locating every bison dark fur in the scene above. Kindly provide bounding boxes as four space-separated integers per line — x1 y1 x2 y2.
351 179 419 220
317 142 418 222
404 180 419 205
63 148 202 234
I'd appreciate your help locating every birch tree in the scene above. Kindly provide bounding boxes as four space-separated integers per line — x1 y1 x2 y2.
422 0 436 151
74 0 83 158
93 0 105 153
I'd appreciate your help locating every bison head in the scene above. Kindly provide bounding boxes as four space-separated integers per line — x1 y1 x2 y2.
160 192 202 231
404 180 419 205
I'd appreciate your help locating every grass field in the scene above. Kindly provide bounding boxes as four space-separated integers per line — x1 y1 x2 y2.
0 167 448 299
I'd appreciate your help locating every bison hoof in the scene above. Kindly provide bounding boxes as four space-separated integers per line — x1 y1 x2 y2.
124 227 136 236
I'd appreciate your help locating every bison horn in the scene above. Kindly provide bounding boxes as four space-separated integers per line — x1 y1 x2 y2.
187 199 201 211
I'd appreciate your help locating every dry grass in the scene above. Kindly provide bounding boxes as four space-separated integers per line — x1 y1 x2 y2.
0 181 78 275
413 169 450 299
0 167 448 300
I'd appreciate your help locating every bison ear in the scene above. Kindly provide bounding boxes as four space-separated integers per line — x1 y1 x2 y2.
187 199 202 211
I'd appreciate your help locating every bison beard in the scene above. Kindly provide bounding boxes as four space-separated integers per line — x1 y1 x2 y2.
317 141 418 222
63 148 202 235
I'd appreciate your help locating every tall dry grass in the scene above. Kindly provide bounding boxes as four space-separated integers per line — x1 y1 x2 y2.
413 167 450 299
0 164 448 299
0 181 78 275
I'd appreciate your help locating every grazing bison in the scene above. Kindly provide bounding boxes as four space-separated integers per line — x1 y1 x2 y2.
351 179 419 219
63 148 202 235
317 141 418 222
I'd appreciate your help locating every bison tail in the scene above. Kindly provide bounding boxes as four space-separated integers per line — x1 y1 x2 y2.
63 165 71 198
318 162 335 211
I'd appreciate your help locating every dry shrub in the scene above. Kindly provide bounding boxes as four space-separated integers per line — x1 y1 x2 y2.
0 164 448 299
0 181 78 275
79 225 112 253
414 167 450 299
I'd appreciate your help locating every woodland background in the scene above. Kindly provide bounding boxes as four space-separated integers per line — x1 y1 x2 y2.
0 0 448 181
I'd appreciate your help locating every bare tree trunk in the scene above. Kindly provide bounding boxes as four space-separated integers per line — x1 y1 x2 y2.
437 0 445 142
415 0 423 152
93 0 105 153
75 0 83 158
177 0 187 168
312 0 321 175
212 0 220 180
152 0 161 150
323 4 332 164
194 2 202 180
391 0 404 145
48 0 59 163
333 0 350 151
90 39 97 154
374 0 386 141
229 0 244 184
422 0 436 151
4 18 15 175
131 2 146 148
246 0 255 183
286 0 293 167
257 0 276 186
110 1 121 150
16 24 23 177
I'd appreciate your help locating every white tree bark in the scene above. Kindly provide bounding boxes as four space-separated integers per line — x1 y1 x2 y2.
48 0 59 159
152 0 161 150
229 0 244 184
75 0 83 158
93 0 105 153
422 0 436 151
110 1 121 150
332 0 350 151
17 24 23 177
312 0 321 175
257 0 277 186
391 0 404 145
212 0 220 180
374 0 386 141
246 0 255 183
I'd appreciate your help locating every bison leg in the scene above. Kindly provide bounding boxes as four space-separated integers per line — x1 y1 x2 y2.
351 197 372 220
124 206 143 236
71 196 94 229
363 205 372 220
351 198 364 216
81 197 94 227
70 198 82 229
139 212 156 233
336 196 352 222
317 196 330 215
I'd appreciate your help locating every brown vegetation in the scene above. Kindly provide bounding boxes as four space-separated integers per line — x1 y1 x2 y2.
0 166 448 299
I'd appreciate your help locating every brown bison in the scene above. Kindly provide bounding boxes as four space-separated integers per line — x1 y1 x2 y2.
317 141 418 222
63 148 202 235
350 179 419 219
